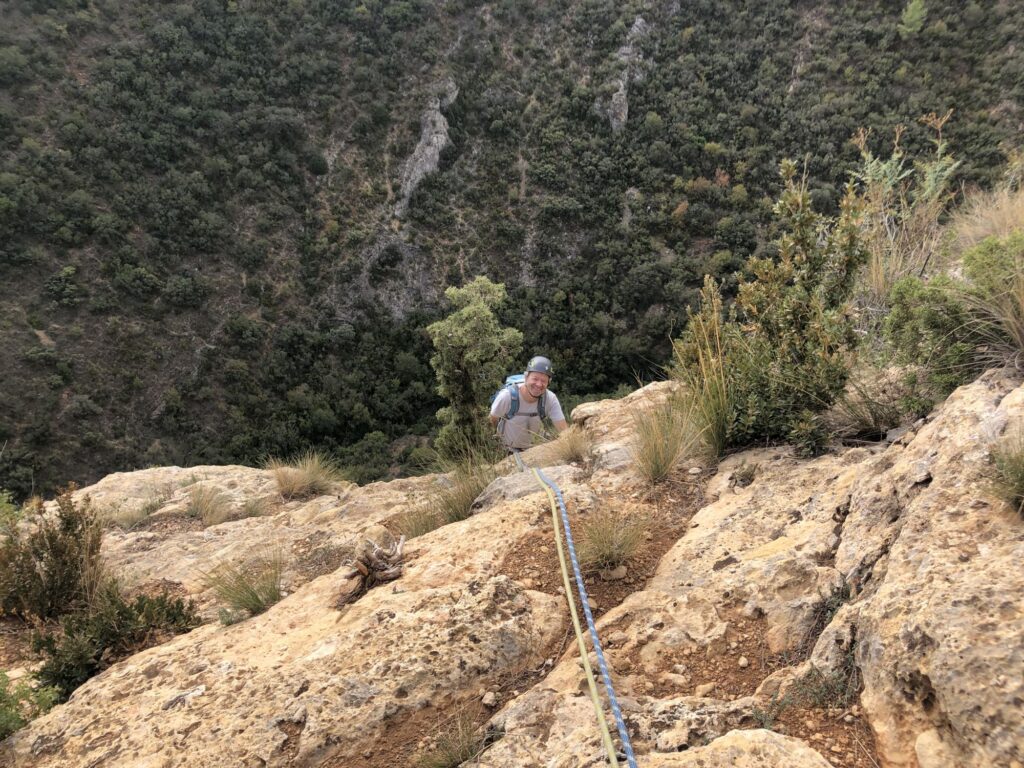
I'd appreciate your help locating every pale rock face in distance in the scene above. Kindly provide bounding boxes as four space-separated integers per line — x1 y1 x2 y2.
3 372 1023 768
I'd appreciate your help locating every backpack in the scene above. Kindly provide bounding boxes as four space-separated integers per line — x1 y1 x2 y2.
493 374 547 420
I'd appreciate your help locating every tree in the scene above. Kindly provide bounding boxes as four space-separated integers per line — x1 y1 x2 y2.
426 276 523 456
898 0 927 39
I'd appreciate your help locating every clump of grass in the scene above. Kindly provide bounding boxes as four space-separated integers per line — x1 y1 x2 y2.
238 496 274 520
266 450 344 500
953 184 1024 254
788 658 861 710
417 710 485 768
199 550 284 623
671 281 732 459
630 396 703 484
430 454 498 526
825 369 907 441
991 427 1024 515
550 424 592 465
578 507 644 571
186 484 233 526
393 507 443 540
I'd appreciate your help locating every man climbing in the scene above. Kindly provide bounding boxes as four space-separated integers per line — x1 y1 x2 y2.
489 355 569 451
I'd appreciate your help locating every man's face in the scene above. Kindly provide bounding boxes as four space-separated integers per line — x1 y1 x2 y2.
524 371 551 397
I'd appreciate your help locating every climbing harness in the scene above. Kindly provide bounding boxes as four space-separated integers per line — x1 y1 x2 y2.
512 449 638 768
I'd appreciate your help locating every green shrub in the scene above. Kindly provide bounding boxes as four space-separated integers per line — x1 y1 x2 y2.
200 550 284 622
0 488 104 620
0 672 58 740
33 582 199 701
673 163 867 455
991 427 1024 515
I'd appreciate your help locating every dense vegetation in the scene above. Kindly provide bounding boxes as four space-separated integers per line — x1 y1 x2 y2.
1 0 1022 495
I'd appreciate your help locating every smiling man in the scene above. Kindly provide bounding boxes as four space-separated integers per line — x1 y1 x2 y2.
489 355 569 451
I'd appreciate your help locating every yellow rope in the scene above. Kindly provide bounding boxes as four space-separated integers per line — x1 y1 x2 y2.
532 468 620 767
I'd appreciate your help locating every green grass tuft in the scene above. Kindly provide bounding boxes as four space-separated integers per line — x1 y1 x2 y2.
578 507 644 571
630 396 703 484
992 427 1024 515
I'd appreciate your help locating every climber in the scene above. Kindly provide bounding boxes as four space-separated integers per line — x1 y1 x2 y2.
489 355 569 451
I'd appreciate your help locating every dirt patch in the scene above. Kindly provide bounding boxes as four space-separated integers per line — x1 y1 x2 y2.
0 617 37 672
499 469 706 621
320 630 571 768
290 535 354 582
767 705 879 768
133 512 204 535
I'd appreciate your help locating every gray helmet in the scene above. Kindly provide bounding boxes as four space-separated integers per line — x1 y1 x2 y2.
526 355 554 378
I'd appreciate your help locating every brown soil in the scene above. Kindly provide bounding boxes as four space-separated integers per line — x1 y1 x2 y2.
0 616 37 672
769 705 879 768
133 512 204 535
499 470 706 622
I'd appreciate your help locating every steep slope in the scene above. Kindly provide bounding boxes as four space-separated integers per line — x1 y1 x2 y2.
2 0 1024 495
3 372 1023 766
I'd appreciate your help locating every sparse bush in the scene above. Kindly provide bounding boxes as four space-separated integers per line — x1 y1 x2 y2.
630 396 703 483
991 427 1024 515
0 488 104 620
578 507 644 570
200 550 284 621
33 581 199 700
0 672 58 740
417 710 485 768
186 484 233 526
788 655 861 710
266 450 344 500
672 163 867 457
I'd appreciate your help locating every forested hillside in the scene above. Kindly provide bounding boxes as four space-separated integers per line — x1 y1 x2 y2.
1 0 1021 496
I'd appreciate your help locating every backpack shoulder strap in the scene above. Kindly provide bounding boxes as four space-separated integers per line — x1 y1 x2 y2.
537 391 546 420
506 383 520 418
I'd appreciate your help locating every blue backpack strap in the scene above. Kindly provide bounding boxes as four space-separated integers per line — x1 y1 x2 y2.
506 382 520 418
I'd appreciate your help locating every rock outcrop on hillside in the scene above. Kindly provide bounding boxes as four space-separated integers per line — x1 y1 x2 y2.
3 373 1023 767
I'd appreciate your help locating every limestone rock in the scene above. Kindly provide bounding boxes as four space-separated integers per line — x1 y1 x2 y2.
394 78 458 217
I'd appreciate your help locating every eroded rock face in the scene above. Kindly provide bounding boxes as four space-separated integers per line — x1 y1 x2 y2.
5 372 1024 768
394 77 458 217
2 492 565 767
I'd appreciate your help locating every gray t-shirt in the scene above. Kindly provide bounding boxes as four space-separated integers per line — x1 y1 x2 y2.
490 386 565 450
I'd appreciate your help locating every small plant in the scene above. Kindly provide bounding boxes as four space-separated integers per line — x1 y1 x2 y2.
200 550 284 621
0 672 58 740
732 461 758 488
630 396 702 484
393 506 443 539
32 581 199 701
991 427 1024 515
537 424 591 466
417 710 485 768
266 450 344 500
238 495 274 519
826 368 908 441
0 487 104 620
578 507 644 571
186 484 233 526
748 692 786 730
428 454 498 526
0 490 19 528
788 659 861 710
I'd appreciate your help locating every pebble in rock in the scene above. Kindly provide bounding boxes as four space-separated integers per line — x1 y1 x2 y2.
482 692 497 707
738 656 749 668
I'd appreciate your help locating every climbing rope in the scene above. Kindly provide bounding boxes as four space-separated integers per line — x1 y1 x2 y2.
512 449 638 768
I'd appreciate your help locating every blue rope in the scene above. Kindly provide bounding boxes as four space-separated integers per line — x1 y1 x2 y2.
535 467 638 768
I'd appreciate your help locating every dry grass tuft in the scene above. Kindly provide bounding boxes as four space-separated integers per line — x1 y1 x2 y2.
630 396 703 484
578 507 645 571
991 427 1024 516
186 484 234 526
199 550 284 623
953 185 1024 254
393 506 443 540
416 710 485 768
238 496 275 520
266 450 344 500
532 424 592 467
